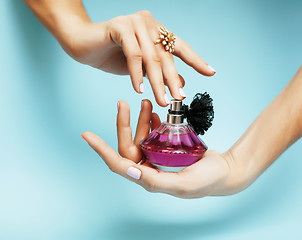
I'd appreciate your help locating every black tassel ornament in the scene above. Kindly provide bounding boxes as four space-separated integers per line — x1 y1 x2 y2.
183 92 214 135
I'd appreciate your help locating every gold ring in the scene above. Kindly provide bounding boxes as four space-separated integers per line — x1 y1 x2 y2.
154 26 176 53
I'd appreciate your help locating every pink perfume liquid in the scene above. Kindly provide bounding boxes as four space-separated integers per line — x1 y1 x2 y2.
140 122 207 172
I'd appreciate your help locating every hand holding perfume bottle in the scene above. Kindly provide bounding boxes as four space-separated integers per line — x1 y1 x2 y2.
82 99 234 198
82 67 302 199
140 93 214 172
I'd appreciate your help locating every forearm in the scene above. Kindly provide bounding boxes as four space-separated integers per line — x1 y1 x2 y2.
24 0 91 47
228 66 302 190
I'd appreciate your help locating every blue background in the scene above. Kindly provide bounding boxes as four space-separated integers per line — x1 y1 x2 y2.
1 0 302 239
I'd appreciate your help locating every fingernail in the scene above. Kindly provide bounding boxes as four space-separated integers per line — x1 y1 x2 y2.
164 94 170 105
81 135 87 143
141 100 144 110
179 88 186 98
117 102 120 111
126 166 141 180
139 83 144 93
208 65 216 73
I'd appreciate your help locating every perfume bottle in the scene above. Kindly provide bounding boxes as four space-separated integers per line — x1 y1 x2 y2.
140 93 214 172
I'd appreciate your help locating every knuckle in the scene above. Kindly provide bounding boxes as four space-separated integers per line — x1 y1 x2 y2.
153 56 161 63
166 72 179 82
113 15 130 25
110 16 131 34
182 41 193 52
146 184 156 193
117 143 131 158
147 55 160 64
152 20 163 33
154 19 162 26
138 10 153 18
108 164 117 174
144 179 158 193
128 51 143 62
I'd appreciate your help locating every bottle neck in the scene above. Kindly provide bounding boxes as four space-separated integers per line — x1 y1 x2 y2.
167 113 184 124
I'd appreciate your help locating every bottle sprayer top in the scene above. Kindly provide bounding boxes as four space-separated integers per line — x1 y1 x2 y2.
166 93 215 135
167 100 184 124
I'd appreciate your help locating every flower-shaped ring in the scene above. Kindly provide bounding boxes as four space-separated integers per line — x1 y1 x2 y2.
154 26 176 53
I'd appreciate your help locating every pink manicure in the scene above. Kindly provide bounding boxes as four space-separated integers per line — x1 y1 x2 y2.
164 94 170 105
179 88 186 98
126 166 141 180
208 65 216 73
139 83 145 93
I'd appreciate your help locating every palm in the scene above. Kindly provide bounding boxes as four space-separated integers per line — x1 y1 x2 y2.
178 150 230 198
82 100 233 199
114 100 230 198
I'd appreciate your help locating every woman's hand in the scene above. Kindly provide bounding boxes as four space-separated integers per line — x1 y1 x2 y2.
81 100 243 199
25 0 216 106
64 10 216 106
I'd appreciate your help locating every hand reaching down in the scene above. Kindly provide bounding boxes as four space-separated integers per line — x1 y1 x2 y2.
24 0 216 106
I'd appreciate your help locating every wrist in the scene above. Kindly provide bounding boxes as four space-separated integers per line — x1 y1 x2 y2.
59 21 109 63
52 13 92 51
57 18 91 56
221 148 256 195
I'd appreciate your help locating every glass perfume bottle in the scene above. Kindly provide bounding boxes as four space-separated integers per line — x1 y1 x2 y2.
140 93 214 172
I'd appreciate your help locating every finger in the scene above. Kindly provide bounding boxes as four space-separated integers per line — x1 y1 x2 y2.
133 164 186 196
117 100 142 162
173 37 216 76
163 74 185 87
133 99 153 146
151 112 161 131
178 74 185 87
82 131 185 196
155 44 185 100
119 32 144 93
82 131 145 183
82 131 138 178
133 19 169 107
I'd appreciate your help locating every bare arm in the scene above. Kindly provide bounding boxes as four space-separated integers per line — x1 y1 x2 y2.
225 66 302 192
24 0 91 50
